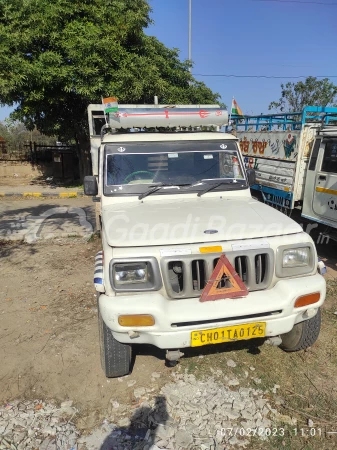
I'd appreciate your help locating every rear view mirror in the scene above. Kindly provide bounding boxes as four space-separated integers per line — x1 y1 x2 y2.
84 176 98 196
246 169 256 186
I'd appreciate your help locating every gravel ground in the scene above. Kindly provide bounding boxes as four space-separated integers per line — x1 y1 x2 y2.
0 370 290 450
0 400 78 450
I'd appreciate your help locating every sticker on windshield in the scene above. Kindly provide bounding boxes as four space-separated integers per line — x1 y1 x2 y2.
220 144 227 149
204 154 213 159
168 153 179 158
117 147 126 153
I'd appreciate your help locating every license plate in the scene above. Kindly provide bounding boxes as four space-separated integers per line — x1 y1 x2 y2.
191 322 266 347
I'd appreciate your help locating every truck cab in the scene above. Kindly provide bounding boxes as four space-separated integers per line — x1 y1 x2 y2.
85 104 326 378
302 127 337 233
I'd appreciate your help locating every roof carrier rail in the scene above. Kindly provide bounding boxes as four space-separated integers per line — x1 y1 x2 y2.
230 106 337 131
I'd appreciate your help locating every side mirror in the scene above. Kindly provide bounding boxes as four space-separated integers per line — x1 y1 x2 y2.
84 176 98 196
246 169 256 186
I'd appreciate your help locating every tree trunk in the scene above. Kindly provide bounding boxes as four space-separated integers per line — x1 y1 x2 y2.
76 134 92 181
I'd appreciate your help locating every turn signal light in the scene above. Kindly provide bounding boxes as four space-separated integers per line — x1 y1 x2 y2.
294 292 320 308
118 314 155 327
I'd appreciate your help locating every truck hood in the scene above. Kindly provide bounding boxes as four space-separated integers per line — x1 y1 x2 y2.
102 197 302 247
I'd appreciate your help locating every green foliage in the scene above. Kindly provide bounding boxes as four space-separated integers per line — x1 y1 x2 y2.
0 121 55 153
269 77 337 112
0 0 221 155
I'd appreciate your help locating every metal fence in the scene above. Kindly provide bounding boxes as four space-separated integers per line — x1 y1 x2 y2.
0 142 77 163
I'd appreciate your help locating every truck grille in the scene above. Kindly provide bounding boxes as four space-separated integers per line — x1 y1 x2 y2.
161 249 274 299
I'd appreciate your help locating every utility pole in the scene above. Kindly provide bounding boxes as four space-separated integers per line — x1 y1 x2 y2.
188 0 192 72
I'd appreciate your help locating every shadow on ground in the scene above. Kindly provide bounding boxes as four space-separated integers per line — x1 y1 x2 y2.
0 201 95 248
99 396 169 450
134 337 265 366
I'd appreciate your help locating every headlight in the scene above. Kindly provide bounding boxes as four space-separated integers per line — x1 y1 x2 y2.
276 243 315 278
283 247 310 268
110 257 162 292
114 262 148 284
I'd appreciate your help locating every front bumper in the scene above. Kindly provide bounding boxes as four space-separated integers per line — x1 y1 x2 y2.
99 273 326 349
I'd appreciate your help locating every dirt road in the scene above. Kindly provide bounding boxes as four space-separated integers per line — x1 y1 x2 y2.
0 198 94 241
0 238 175 431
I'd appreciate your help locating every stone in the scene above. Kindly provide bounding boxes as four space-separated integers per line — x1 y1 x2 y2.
241 410 255 421
227 359 237 368
41 426 56 436
151 372 161 379
134 387 146 398
232 400 245 411
255 398 267 409
175 430 193 448
118 418 131 427
60 400 73 408
271 384 280 393
225 410 241 420
228 379 240 386
166 394 180 407
155 439 169 448
156 424 175 441
40 438 56 450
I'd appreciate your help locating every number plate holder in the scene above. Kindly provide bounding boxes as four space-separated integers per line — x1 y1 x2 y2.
191 322 266 347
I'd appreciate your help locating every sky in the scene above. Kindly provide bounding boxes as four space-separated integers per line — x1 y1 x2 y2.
1 0 337 120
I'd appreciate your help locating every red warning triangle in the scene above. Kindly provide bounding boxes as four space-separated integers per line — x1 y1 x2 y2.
200 254 248 302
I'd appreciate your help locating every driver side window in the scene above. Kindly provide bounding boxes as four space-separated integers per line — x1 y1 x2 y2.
321 140 337 173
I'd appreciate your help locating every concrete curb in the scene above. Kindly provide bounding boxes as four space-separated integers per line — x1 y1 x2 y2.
0 192 87 198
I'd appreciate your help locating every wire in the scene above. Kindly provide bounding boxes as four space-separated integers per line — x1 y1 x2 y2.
192 74 337 79
251 0 337 5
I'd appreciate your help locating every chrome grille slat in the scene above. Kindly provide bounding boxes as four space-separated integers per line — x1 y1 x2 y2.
237 256 243 279
182 260 193 294
196 260 201 290
256 254 262 284
161 249 274 299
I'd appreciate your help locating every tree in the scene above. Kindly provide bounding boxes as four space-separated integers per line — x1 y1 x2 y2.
0 120 56 154
0 0 222 178
269 77 337 113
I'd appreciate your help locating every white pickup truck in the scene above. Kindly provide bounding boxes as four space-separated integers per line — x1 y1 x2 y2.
85 103 326 377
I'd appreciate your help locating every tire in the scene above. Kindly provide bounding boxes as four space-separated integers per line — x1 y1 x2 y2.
280 308 321 352
98 308 132 377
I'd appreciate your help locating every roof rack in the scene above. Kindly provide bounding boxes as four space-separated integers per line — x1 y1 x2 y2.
88 104 227 136
230 106 337 131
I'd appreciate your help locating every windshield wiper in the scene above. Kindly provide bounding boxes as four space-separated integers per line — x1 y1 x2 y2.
197 180 245 197
138 183 191 200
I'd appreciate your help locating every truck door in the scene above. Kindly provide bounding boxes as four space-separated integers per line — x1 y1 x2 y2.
312 138 337 223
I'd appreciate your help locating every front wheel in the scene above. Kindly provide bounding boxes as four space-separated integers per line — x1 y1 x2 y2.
280 308 321 352
98 309 132 377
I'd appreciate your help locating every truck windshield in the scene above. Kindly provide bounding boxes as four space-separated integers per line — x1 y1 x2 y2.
104 140 247 196
106 151 244 184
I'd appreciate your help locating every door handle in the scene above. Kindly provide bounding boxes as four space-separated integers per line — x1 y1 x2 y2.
318 175 326 181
